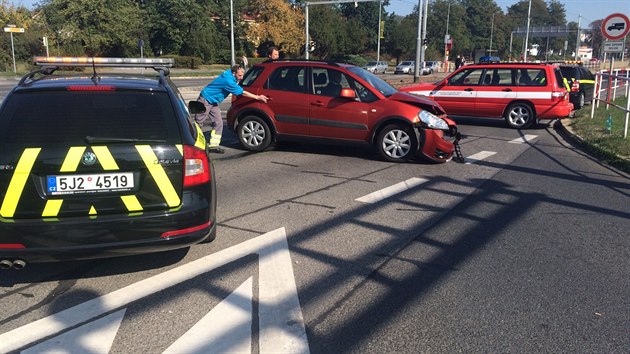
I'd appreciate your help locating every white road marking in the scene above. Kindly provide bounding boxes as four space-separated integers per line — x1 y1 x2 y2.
465 151 497 164
22 309 125 354
163 278 253 354
509 134 538 144
0 228 309 354
355 177 428 204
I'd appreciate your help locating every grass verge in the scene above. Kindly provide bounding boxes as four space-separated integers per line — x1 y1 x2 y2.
563 94 630 173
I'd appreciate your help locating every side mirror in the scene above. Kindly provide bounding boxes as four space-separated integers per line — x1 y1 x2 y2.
340 88 356 99
188 101 206 114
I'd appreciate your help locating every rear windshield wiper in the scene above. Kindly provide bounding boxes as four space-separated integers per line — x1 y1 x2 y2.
85 136 167 144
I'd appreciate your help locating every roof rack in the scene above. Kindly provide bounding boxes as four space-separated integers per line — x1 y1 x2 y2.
19 57 174 86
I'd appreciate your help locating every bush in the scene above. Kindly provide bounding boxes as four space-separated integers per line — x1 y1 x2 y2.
160 55 203 69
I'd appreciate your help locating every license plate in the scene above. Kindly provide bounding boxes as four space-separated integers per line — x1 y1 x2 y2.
47 172 134 195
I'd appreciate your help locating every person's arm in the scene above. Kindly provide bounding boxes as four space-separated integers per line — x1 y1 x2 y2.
241 90 269 103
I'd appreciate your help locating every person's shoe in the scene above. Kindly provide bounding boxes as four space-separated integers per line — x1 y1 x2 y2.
207 146 225 154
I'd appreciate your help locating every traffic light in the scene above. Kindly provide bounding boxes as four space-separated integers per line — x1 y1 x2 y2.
423 38 430 46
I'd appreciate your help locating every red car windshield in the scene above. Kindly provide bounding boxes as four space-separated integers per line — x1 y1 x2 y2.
348 67 398 97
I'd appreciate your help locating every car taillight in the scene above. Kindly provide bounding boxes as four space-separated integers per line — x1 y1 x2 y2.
67 85 116 91
183 145 211 187
0 244 25 249
551 90 566 102
571 80 580 92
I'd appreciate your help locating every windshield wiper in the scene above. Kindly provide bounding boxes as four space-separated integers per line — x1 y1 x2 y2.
85 136 167 144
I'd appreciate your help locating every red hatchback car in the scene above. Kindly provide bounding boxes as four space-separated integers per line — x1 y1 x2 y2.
400 62 574 129
227 60 462 163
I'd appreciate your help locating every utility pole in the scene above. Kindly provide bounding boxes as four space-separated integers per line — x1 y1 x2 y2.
377 0 382 62
574 13 581 61
444 3 450 72
414 0 423 81
304 0 383 60
489 12 495 55
523 0 532 61
230 0 235 65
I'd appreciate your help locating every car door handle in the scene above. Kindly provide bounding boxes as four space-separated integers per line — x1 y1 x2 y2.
464 88 473 91
502 88 512 92
312 101 325 107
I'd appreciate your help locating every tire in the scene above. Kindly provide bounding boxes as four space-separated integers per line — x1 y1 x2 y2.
576 92 585 109
237 116 272 152
504 102 535 129
376 124 418 162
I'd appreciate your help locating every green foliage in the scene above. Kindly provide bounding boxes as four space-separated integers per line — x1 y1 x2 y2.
160 55 203 69
570 96 630 165
0 0 602 68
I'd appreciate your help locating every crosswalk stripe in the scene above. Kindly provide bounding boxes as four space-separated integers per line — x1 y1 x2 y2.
465 151 497 164
509 135 538 144
356 177 428 204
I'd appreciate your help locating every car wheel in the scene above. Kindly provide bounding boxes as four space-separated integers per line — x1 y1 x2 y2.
237 116 272 152
576 92 585 109
505 102 535 129
376 124 418 162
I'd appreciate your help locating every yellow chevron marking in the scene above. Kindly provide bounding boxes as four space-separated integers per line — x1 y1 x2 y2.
194 122 206 149
135 145 180 207
121 195 143 212
1 148 41 218
92 146 119 170
89 206 97 215
176 144 183 156
61 147 86 172
42 199 64 217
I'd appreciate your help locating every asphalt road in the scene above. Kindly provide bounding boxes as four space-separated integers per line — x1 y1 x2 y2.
0 77 628 353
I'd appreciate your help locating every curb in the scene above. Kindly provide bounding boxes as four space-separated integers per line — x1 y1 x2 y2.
553 118 630 174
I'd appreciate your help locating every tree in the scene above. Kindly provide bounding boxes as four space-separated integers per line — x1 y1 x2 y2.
248 0 305 57
383 14 417 63
41 0 142 57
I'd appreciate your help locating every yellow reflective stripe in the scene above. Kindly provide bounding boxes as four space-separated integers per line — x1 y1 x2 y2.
121 195 143 212
61 147 85 172
194 122 206 149
0 148 41 218
176 144 183 156
42 199 63 217
580 79 595 84
135 145 180 207
92 146 119 170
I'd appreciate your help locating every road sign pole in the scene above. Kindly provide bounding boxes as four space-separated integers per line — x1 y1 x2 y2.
10 32 16 74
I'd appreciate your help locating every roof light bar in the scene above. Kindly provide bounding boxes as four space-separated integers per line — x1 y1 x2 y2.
33 57 174 68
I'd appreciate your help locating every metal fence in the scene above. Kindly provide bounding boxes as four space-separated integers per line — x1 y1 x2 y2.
591 67 630 138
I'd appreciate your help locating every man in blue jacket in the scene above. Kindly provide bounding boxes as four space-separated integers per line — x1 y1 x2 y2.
196 65 269 153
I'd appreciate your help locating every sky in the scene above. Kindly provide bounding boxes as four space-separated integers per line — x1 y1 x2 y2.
385 0 630 26
7 0 630 27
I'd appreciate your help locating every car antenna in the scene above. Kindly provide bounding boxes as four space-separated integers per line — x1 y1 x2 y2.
90 57 100 85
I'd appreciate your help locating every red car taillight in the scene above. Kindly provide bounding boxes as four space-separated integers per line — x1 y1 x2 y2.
183 145 211 187
551 90 567 102
571 80 580 92
67 85 116 91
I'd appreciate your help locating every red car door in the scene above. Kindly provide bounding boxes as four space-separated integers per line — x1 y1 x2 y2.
411 67 482 117
308 67 370 141
474 68 518 118
264 65 310 136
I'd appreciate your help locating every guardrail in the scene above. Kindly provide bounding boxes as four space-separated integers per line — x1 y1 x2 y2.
591 68 630 138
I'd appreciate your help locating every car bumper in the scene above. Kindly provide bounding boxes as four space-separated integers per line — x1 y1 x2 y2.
0 192 216 263
418 127 459 162
536 102 574 120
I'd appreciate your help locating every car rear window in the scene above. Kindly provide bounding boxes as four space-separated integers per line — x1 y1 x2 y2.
241 66 264 87
0 90 180 146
